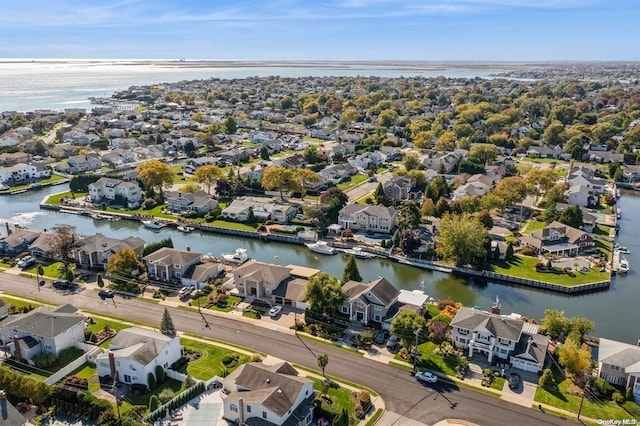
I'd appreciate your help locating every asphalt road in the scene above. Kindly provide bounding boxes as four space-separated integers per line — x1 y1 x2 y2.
0 274 576 426
347 171 394 202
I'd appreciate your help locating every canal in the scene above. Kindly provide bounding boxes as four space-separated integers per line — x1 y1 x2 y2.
1 184 637 343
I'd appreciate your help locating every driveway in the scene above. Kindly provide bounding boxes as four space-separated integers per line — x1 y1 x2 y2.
501 370 539 407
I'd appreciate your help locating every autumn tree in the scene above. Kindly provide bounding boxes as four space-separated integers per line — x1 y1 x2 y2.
493 176 528 208
524 168 558 201
137 160 174 197
106 248 142 280
304 272 346 315
179 182 201 193
294 168 320 200
436 130 456 151
342 255 362 284
469 143 499 165
427 319 450 349
317 353 329 377
261 166 296 199
421 198 435 217
557 339 591 379
50 225 78 268
400 229 422 254
435 212 488 267
194 164 222 194
320 187 348 207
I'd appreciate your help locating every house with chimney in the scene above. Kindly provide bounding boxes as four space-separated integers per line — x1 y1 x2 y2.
519 221 594 256
0 304 86 363
222 362 315 426
597 337 640 401
0 229 42 255
337 204 397 233
88 177 143 209
450 306 549 373
96 327 182 387
73 233 145 270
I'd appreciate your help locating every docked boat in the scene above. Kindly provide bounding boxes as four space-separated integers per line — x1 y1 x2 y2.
142 220 166 230
221 248 249 264
177 225 195 233
617 207 621 219
618 247 631 254
618 258 630 274
91 213 107 220
305 241 337 255
342 247 376 259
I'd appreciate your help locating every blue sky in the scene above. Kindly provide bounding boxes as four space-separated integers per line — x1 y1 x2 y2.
1 0 637 61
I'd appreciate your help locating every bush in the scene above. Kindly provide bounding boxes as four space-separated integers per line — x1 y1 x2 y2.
149 394 160 412
251 353 263 363
222 353 240 367
355 409 366 420
590 378 615 398
612 391 625 404
158 388 174 405
33 353 58 368
155 365 166 384
538 369 555 390
143 198 157 209
626 387 634 401
147 372 157 389
184 375 196 389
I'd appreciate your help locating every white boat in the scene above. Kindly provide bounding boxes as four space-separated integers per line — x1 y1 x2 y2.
142 220 166 230
618 247 631 254
618 258 630 274
342 247 376 259
221 248 249 264
177 225 195 233
617 207 621 219
305 241 337 255
91 213 107 220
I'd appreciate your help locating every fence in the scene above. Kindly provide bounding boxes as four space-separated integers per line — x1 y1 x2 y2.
144 381 206 424
44 343 102 386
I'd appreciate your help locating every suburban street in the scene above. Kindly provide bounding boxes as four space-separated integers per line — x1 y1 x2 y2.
0 273 576 426
346 170 395 202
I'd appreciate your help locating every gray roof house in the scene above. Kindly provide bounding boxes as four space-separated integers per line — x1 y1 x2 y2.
597 338 640 399
340 277 400 327
73 233 145 270
0 229 41 255
384 175 415 202
143 247 203 282
165 190 218 215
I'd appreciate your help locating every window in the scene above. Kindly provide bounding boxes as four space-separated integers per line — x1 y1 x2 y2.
500 348 508 354
230 404 238 413
458 338 466 344
262 412 267 419
247 405 251 413
374 305 382 311
458 328 469 335
373 314 381 322
610 365 620 371
498 338 510 346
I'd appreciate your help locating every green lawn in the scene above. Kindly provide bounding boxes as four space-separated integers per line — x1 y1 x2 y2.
70 363 101 392
310 377 357 425
180 338 250 380
525 157 568 165
25 261 67 279
412 341 459 376
337 174 368 191
86 317 130 348
4 174 66 191
490 376 506 391
522 219 547 234
271 149 296 158
208 220 258 231
122 378 183 413
46 191 88 205
1 296 42 310
490 255 610 286
535 379 638 420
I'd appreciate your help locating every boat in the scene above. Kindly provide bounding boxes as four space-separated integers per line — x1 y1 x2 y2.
141 220 166 230
618 258 630 274
305 241 337 255
29 182 42 189
342 247 376 259
107 216 120 222
91 213 107 220
177 225 195 233
221 248 249 264
617 207 621 219
618 247 631 254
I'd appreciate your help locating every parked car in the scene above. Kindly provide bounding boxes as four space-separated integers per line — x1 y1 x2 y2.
374 331 388 345
386 335 399 349
18 256 36 269
268 305 283 317
415 371 438 383
509 373 521 390
99 290 115 299
178 286 191 296
52 280 70 290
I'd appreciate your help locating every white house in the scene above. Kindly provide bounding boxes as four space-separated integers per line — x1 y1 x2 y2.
450 307 549 373
96 327 183 387
567 175 607 194
222 199 296 223
233 260 292 300
88 177 143 208
181 262 225 289
597 338 640 400
564 185 595 208
0 304 86 363
143 247 202 281
0 163 50 184
337 204 397 233
222 362 314 426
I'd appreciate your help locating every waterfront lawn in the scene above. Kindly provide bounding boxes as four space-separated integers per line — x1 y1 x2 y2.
180 338 249 380
208 220 258 231
131 204 176 220
46 191 87 205
490 255 610 286
535 379 637 420
310 377 357 425
337 174 368 191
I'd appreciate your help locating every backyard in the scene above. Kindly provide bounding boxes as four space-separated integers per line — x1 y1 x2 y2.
337 174 368 191
491 255 610 286
310 377 357 425
85 317 130 348
179 338 250 380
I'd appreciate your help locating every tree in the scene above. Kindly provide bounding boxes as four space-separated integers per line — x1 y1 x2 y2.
505 242 514 261
179 182 201 193
538 369 555 390
194 165 222 194
425 175 449 202
427 319 449 349
155 364 166 384
373 182 390 206
317 353 329 377
304 272 347 314
303 145 320 164
434 196 451 218
493 176 528 208
148 395 160 412
436 130 456 151
106 248 142 279
568 316 595 339
469 143 498 165
158 388 174 405
147 372 157 389
397 200 421 230
66 269 74 283
557 339 592 379
403 153 420 171
50 225 77 268
224 116 237 134
558 205 583 228
96 273 104 289
320 187 348 208
400 229 422 254
524 168 558 201
391 311 427 350
435 212 488 267
137 160 174 196
476 210 493 229
261 166 296 199
215 178 232 198
541 309 569 339
160 308 176 336
421 198 435 217
458 157 485 174
294 168 320 200
342 255 362 283
260 145 270 160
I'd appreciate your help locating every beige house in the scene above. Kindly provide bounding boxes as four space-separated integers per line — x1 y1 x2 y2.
143 247 202 281
233 260 292 299
88 177 143 208
74 233 145 270
598 338 640 400
337 204 397 233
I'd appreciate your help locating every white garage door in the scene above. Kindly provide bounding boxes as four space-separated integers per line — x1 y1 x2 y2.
511 358 539 373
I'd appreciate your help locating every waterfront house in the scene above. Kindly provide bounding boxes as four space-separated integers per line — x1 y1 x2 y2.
221 199 296 223
0 162 50 185
66 154 102 173
143 247 202 282
384 175 415 202
0 229 41 255
564 185 596 208
567 174 606 195
450 307 548 373
88 177 143 208
180 262 224 289
233 260 292 300
28 232 57 260
519 221 594 256
597 338 640 400
0 152 30 166
222 362 314 426
0 304 85 363
339 277 399 326
165 190 218 215
337 204 397 233
96 327 182 387
73 233 145 270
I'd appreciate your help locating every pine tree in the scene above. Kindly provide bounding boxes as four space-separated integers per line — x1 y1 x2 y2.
342 255 362 283
505 242 514 261
96 273 104 289
160 307 176 336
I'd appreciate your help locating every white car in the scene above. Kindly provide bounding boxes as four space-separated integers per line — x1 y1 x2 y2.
268 305 283 317
415 371 438 383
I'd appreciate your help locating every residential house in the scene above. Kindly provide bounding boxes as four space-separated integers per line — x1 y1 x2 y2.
384 175 415 202
181 262 225 289
348 151 388 172
272 154 306 169
318 163 357 184
519 221 594 256
63 130 98 145
567 174 606 194
165 190 218 215
339 277 399 326
88 177 143 208
184 156 223 174
624 165 640 183
222 199 296 223
143 247 202 281
0 152 30 166
588 151 624 164
66 154 102 173
423 151 464 174
222 362 314 426
96 327 183 387
450 307 549 373
0 163 50 184
597 338 640 400
452 174 494 201
337 204 397 233
74 233 144 270
0 304 85 363
526 145 564 159
564 185 596 208
382 289 430 331
233 260 292 300
0 134 20 147
0 229 41 255
249 131 279 144
28 232 57 260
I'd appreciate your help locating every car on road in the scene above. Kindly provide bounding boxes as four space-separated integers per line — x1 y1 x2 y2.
268 305 283 317
415 371 438 383
508 372 521 390
52 279 70 290
99 290 115 299
368 176 377 182
386 335 399 349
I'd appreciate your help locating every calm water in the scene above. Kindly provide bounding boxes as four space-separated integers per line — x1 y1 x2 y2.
1 184 637 343
0 60 506 112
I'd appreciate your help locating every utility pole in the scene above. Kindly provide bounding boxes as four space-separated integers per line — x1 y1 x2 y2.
577 378 591 421
412 328 421 372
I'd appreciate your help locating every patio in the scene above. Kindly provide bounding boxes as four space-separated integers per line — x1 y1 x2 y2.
155 390 227 426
